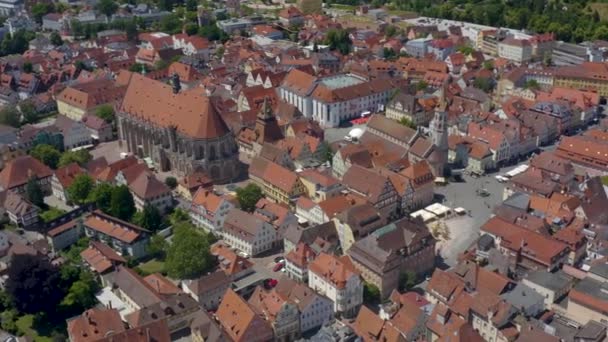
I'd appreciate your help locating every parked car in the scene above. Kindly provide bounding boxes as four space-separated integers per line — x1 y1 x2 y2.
273 262 284 272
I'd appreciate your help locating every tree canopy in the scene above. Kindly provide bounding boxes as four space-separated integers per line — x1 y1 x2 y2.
165 223 215 279
110 185 136 221
95 105 114 123
324 29 352 55
25 177 45 207
6 254 65 314
96 0 118 18
67 174 94 205
0 106 21 127
58 149 92 168
89 183 113 214
236 183 263 212
30 144 61 169
132 204 162 231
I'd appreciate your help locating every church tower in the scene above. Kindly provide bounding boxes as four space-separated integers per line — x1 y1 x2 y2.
428 111 449 176
430 111 448 151
254 97 283 144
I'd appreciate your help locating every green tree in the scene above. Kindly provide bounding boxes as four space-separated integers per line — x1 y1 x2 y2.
96 0 118 19
95 104 114 123
132 204 162 231
67 174 94 205
50 31 63 46
89 183 113 214
236 183 263 212
524 79 540 90
30 144 61 169
318 141 333 164
31 3 53 24
483 60 494 70
40 207 66 222
398 117 416 129
473 77 494 93
129 62 150 73
60 270 98 311
154 59 169 70
398 271 416 291
160 14 182 34
110 185 135 220
0 309 17 334
22 61 33 73
19 100 38 124
164 176 178 189
168 208 190 225
324 29 352 55
0 106 21 127
58 149 92 168
186 0 198 11
25 177 45 207
147 233 168 259
416 80 428 92
6 254 65 314
165 223 214 279
363 282 381 304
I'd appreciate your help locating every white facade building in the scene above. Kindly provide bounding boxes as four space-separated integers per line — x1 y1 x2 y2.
189 188 235 232
221 209 277 257
308 253 363 318
498 38 533 65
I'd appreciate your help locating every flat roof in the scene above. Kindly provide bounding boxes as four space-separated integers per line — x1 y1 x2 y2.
425 203 451 216
410 209 437 222
319 74 365 90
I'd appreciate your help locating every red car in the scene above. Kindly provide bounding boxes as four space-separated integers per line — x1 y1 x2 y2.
273 262 284 272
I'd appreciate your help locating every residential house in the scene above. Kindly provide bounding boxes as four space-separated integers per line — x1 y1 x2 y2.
567 277 608 326
0 155 52 193
342 165 399 216
348 218 436 298
249 157 305 206
46 220 81 251
80 241 127 281
285 241 317 282
181 271 231 310
51 162 86 203
211 243 255 280
67 308 126 342
522 270 573 310
82 115 113 142
333 203 386 253
279 6 305 26
56 78 128 121
82 210 150 259
248 286 300 341
332 144 373 179
480 216 570 271
254 198 298 236
216 289 274 342
128 172 173 214
176 171 213 201
189 188 235 233
221 208 277 257
283 220 339 253
53 115 92 150
4 191 39 227
298 168 343 202
385 93 437 127
308 252 363 318
275 277 334 333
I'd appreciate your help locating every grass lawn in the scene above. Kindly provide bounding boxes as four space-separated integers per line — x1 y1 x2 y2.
137 259 166 275
330 3 356 10
40 207 66 223
602 175 608 186
16 315 53 342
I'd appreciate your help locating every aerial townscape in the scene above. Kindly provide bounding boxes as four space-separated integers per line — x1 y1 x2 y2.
3 0 608 341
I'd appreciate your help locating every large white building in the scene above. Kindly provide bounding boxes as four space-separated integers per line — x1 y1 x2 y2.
498 38 533 65
308 253 363 318
279 70 400 127
221 208 277 257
